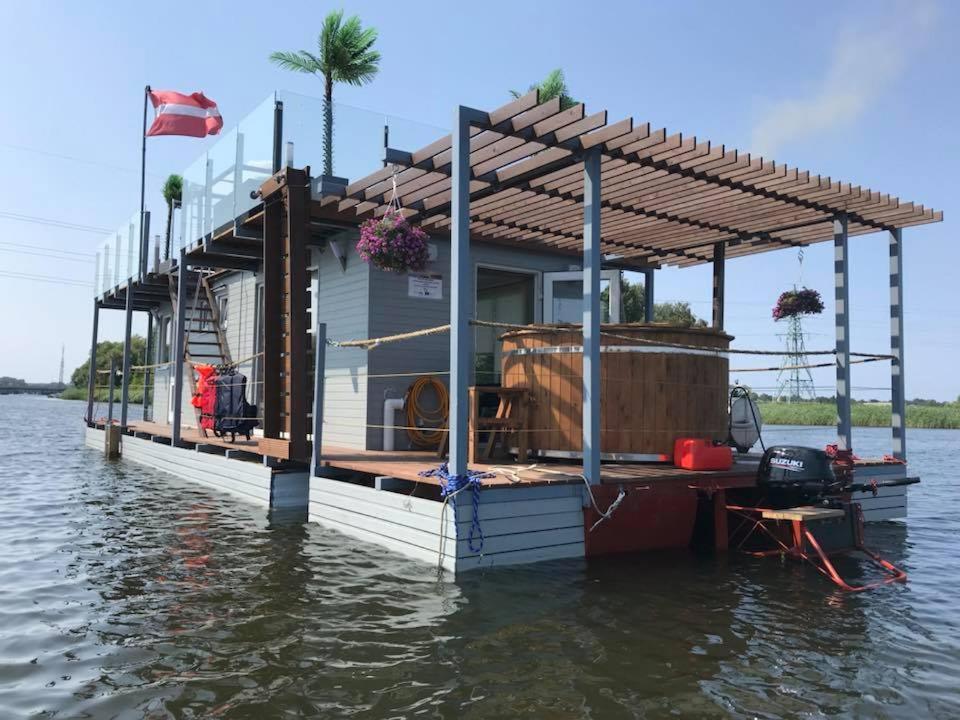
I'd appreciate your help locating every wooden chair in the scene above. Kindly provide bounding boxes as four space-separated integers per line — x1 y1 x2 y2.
468 386 531 464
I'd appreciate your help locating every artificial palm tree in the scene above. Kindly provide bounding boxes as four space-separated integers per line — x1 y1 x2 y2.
162 173 182 260
511 68 578 110
270 10 381 177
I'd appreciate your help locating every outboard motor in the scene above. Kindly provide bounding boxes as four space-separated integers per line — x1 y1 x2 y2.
756 446 846 508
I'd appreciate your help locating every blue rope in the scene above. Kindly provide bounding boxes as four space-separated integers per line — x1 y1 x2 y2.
419 463 491 554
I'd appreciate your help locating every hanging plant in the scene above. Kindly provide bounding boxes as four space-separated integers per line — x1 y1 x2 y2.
357 210 429 273
772 287 825 320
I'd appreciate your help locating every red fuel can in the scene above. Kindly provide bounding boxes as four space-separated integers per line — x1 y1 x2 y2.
673 438 733 471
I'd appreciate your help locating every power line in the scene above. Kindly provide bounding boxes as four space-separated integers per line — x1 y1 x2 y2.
0 210 112 234
0 247 95 263
0 141 165 178
0 240 94 257
0 270 92 287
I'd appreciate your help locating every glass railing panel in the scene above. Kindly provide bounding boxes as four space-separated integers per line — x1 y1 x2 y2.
278 90 447 186
179 152 208 250
235 94 276 218
207 126 238 236
93 210 142 297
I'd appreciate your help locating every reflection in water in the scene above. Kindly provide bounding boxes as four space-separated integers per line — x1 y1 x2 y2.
0 398 958 719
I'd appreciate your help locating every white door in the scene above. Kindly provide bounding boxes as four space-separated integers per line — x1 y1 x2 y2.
543 270 621 323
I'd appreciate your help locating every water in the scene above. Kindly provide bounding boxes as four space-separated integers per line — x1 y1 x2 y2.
1 396 959 719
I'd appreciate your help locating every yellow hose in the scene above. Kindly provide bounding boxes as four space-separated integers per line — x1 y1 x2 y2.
405 375 449 448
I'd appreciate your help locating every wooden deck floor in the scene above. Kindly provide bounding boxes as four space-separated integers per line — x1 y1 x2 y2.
121 421 757 490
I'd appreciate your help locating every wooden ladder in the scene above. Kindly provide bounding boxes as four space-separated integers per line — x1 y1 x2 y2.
169 269 232 436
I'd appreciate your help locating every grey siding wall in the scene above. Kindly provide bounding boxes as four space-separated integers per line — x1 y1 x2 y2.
314 232 370 449
210 271 260 371
365 238 574 450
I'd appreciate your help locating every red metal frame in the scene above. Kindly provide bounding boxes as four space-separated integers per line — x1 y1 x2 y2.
725 503 907 592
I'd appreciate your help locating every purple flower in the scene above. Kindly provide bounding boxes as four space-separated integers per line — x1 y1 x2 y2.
357 210 429 273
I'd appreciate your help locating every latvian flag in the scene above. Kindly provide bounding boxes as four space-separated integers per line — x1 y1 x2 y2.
147 90 223 138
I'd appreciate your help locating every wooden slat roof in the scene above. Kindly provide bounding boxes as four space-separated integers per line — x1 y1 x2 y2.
326 91 941 268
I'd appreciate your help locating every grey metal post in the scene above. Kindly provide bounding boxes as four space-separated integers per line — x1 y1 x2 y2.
311 322 327 477
889 228 907 460
448 106 477 477
582 146 602 485
139 211 151 279
172 250 189 446
203 157 213 239
107 356 116 425
644 268 655 322
119 271 135 429
85 299 100 423
144 311 153 422
272 99 284 174
712 242 726 330
834 214 852 450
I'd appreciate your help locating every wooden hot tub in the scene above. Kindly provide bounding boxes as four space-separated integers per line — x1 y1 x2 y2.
500 324 732 461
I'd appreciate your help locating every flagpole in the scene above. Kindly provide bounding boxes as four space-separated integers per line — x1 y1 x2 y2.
139 84 150 278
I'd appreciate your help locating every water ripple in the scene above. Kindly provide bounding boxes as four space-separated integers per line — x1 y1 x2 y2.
0 398 958 718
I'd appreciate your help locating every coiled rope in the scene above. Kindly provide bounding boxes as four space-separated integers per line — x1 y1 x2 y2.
419 463 493 571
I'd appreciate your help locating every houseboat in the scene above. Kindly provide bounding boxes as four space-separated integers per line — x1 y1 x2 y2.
83 89 939 579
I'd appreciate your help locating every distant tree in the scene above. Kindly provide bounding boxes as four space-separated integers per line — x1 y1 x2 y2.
0 376 27 387
602 276 707 327
162 174 183 260
511 68 578 110
270 10 381 177
70 337 146 390
653 301 707 328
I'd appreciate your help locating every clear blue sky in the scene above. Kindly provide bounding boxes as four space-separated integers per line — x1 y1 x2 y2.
1 0 957 400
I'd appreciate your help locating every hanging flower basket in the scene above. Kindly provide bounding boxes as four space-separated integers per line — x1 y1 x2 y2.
772 287 825 320
357 210 429 273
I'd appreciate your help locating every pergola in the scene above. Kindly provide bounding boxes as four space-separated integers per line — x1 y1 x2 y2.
333 90 941 481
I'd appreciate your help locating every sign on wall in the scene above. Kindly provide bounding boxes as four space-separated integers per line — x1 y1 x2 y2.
408 273 443 300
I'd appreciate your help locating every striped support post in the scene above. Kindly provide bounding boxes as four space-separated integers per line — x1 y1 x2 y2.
582 146 602 484
889 228 906 460
834 214 852 450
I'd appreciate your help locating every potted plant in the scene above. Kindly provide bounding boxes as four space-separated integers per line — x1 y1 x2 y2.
772 287 825 320
357 210 429 273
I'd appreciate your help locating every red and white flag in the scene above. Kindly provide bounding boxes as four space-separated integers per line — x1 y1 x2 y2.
146 90 223 138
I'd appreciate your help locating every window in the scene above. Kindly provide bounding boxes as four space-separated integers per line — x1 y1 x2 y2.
217 294 229 331
161 316 172 362
475 267 536 385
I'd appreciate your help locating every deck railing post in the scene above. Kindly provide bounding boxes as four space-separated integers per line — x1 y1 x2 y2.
582 146 602 485
712 242 725 330
119 263 135 429
272 98 284 174
85 299 100 423
172 249 189 447
834 214 852 450
311 322 327 478
448 105 478 477
644 268 655 322
889 228 907 460
107 356 117 426
144 311 154 422
139 210 150 280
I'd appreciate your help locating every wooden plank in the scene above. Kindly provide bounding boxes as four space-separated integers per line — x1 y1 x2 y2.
761 506 845 521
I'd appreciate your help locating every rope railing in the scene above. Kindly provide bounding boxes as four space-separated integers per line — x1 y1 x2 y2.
321 318 896 361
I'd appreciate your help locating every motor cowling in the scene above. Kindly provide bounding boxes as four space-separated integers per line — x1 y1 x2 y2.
757 446 845 507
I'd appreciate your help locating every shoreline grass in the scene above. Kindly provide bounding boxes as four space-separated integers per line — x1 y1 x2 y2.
757 401 960 429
